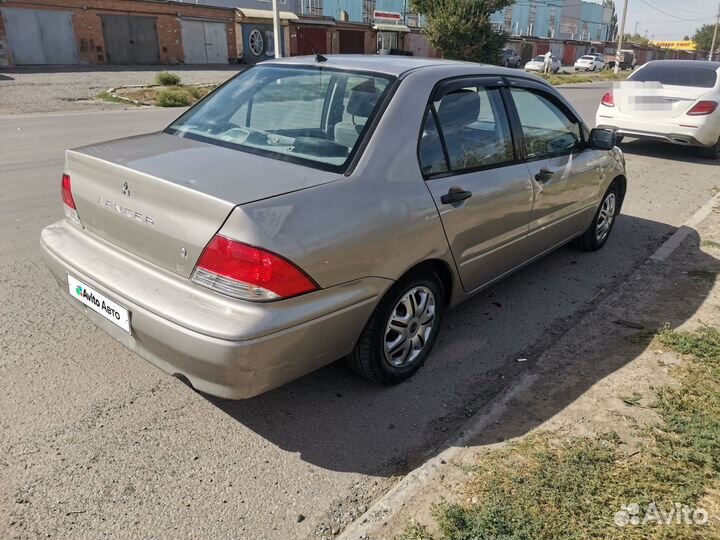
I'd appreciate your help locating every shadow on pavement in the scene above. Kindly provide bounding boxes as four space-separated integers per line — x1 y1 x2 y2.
206 216 715 477
620 139 720 166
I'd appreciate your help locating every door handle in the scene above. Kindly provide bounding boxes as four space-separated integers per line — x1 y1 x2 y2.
441 187 473 205
534 168 555 183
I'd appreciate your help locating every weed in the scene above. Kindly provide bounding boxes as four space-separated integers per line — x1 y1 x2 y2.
409 326 720 539
96 91 135 105
688 269 718 282
155 88 192 107
701 239 720 250
155 71 181 86
621 392 643 407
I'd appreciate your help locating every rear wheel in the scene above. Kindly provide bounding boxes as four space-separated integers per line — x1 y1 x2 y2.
348 269 444 384
572 184 619 252
700 137 720 160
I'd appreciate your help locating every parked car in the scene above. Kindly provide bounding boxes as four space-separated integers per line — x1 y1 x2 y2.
525 55 561 73
41 57 627 399
607 49 636 71
574 54 605 72
596 60 720 159
501 48 521 68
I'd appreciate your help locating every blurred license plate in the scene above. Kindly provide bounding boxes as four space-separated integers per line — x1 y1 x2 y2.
67 275 130 333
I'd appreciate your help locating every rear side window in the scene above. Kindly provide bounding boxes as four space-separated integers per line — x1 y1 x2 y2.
510 88 582 159
630 64 718 88
419 86 514 175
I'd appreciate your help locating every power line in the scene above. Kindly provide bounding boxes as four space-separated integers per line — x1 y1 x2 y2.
638 0 715 22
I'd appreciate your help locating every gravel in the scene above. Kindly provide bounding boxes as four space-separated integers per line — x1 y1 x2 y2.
0 65 240 115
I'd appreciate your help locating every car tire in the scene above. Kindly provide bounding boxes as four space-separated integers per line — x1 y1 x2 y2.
572 183 620 252
700 137 720 160
348 268 445 385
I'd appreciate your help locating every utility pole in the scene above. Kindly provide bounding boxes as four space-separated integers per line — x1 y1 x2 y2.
710 3 720 61
634 21 639 35
272 0 281 58
614 0 629 74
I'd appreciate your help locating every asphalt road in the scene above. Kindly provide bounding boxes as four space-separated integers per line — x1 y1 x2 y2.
2 86 719 540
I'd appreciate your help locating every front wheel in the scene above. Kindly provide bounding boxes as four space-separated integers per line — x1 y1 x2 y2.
348 269 445 384
572 184 619 251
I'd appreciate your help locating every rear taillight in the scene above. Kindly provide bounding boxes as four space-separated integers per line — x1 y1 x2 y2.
61 173 82 227
191 235 319 301
601 91 614 107
687 100 718 116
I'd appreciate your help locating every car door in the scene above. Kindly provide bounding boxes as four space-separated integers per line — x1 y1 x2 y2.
420 77 535 293
506 81 605 255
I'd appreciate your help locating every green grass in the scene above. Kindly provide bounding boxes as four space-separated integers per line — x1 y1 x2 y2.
688 269 718 282
540 70 630 86
154 85 215 107
400 326 720 540
96 91 137 105
701 240 720 250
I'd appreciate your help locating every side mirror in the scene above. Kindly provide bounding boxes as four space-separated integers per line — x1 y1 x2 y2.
589 128 616 150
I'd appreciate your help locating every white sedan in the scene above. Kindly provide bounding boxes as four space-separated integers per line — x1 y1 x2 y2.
525 55 560 74
596 60 720 159
575 54 605 71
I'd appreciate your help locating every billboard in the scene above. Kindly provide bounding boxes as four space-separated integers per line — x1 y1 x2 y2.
651 40 697 51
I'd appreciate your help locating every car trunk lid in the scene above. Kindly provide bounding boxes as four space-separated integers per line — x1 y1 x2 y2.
615 83 711 119
67 132 340 278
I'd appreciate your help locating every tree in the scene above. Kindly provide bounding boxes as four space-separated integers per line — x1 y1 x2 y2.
622 33 651 46
604 0 618 42
410 0 513 64
693 24 718 52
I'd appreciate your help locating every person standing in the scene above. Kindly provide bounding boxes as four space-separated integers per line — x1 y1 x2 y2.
543 50 553 75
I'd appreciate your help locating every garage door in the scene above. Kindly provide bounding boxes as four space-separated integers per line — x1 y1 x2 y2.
1 8 78 65
338 30 365 54
102 15 160 65
181 20 229 64
296 27 327 56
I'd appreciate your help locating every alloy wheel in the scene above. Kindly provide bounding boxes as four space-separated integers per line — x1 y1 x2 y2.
383 286 436 367
596 192 616 242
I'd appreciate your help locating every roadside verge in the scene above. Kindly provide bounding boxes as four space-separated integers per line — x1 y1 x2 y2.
339 192 720 540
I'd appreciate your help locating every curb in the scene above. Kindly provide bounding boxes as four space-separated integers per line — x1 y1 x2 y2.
338 191 720 540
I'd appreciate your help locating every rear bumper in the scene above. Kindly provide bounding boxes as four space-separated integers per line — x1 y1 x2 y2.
596 115 720 147
41 220 389 399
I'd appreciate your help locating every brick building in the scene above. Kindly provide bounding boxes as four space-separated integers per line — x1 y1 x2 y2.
0 0 238 66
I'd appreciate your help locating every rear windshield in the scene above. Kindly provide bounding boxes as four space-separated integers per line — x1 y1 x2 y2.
166 65 394 172
629 64 718 88
580 56 595 60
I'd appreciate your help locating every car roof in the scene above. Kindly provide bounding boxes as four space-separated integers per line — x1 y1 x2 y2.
265 55 493 76
643 59 720 71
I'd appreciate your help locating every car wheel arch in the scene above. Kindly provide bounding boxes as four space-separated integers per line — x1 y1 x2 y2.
393 258 455 306
609 174 627 212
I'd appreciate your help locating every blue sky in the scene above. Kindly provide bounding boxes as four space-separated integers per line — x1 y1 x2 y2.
620 0 719 40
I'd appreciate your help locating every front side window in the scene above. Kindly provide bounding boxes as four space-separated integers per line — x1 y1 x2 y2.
510 88 581 159
166 66 393 171
419 85 514 175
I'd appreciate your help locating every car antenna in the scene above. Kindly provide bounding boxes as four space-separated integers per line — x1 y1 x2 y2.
296 26 327 63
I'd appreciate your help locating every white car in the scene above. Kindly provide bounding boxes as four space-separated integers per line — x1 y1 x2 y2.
575 54 605 72
596 60 720 159
525 55 560 74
